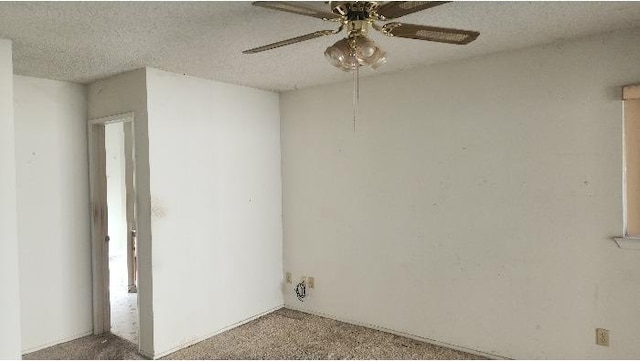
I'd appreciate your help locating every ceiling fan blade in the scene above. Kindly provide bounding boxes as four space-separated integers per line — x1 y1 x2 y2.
252 1 340 20
381 22 479 45
376 1 451 20
243 30 336 54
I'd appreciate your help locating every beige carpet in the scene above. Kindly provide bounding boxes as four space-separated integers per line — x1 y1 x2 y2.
24 308 483 360
23 333 143 360
110 290 138 344
109 241 138 344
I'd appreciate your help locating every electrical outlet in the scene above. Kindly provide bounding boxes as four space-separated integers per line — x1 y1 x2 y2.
286 272 292 283
307 276 314 288
596 328 609 346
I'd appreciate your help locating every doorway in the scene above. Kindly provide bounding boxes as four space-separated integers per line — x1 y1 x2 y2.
88 112 138 345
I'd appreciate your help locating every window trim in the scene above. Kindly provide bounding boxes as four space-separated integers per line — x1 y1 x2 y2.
615 84 640 249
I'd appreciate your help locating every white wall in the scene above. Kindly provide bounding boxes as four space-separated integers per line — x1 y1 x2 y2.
13 76 91 353
88 69 154 357
0 39 22 360
145 68 283 357
280 28 640 359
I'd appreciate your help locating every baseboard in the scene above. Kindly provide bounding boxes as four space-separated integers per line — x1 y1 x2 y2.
151 304 284 359
21 306 504 359
284 305 507 360
21 329 94 355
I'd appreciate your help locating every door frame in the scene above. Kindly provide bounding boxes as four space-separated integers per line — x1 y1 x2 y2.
124 120 138 293
88 111 136 336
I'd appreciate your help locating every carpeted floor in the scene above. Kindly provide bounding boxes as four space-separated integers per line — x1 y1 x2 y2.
109 236 138 344
24 308 483 360
23 333 144 360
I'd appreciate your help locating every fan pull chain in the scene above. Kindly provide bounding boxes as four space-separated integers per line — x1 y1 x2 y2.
349 37 359 132
353 63 359 132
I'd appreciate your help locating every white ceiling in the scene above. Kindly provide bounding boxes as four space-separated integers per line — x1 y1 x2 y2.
1 1 640 92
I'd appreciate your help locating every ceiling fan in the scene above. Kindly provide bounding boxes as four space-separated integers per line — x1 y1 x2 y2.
243 1 480 71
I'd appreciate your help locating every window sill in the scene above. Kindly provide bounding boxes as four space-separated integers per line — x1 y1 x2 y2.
613 237 640 250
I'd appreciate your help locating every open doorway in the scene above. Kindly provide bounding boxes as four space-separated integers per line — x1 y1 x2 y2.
105 121 138 343
88 113 138 345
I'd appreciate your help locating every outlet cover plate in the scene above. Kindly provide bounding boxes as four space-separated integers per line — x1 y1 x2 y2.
596 328 609 346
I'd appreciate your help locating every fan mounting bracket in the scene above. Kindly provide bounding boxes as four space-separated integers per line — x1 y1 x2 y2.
330 1 382 21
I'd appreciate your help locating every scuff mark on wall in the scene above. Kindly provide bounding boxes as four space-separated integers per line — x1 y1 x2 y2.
151 196 166 219
26 151 37 164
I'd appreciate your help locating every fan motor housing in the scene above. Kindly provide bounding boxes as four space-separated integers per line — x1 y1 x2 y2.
330 1 380 20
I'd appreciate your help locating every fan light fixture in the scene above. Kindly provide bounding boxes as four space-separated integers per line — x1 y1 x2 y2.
323 34 388 129
324 35 387 71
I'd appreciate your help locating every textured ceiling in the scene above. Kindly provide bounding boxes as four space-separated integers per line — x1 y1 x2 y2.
1 1 640 92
